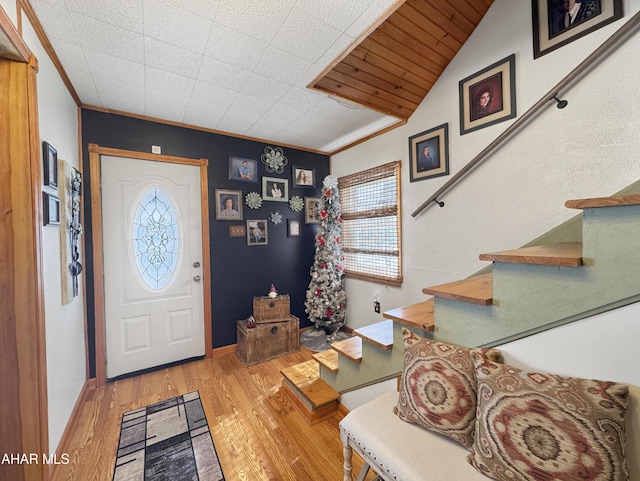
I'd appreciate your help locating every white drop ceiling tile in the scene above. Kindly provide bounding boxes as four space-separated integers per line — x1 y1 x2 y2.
300 0 372 32
183 98 226 129
214 0 295 44
29 1 78 43
144 37 202 78
190 80 237 109
204 24 268 71
94 78 146 113
70 12 144 63
215 117 250 135
254 47 311 85
241 73 289 103
197 57 250 92
252 103 304 133
315 33 356 68
143 0 212 54
223 93 273 126
160 0 220 21
346 0 397 38
244 123 282 142
30 0 65 8
64 0 143 33
278 86 325 111
65 68 100 104
50 39 90 73
83 48 145 86
145 66 196 96
145 88 189 121
271 7 342 63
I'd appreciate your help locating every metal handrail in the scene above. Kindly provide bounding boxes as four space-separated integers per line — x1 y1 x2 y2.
411 9 640 218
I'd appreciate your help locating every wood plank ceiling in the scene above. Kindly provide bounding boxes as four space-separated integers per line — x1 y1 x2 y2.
309 0 495 120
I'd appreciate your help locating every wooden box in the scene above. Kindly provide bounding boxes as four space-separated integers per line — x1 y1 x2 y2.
237 315 299 365
252 294 290 323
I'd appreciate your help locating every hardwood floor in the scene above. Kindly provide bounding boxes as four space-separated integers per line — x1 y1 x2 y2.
51 348 377 481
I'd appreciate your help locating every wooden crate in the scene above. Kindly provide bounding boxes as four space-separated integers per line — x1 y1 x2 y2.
253 294 290 323
237 315 299 365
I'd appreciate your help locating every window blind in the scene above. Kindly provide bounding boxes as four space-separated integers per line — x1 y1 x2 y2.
338 161 402 286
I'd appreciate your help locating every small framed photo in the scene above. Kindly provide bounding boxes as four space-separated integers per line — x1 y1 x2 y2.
262 176 288 202
229 156 258 183
304 197 321 224
43 141 58 188
409 123 449 183
287 219 301 237
215 189 243 221
292 166 315 188
246 219 268 246
532 0 622 59
43 192 60 226
459 54 516 135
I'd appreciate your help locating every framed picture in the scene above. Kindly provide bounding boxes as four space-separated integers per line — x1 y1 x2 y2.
287 219 301 237
246 219 268 246
215 189 243 221
292 166 315 188
229 156 258 183
304 197 321 224
408 123 450 182
532 0 622 58
43 141 58 188
262 176 288 202
43 192 60 226
459 54 517 135
229 225 246 237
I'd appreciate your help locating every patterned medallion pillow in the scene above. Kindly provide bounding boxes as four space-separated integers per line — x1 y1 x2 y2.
468 351 630 481
393 328 502 449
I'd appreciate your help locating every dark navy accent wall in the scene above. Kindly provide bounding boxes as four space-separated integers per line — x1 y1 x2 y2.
81 109 329 376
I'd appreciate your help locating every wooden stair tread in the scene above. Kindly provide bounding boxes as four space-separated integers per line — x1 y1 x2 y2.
354 319 393 350
331 336 362 363
298 378 340 408
280 360 319 387
479 242 583 266
422 273 493 306
312 349 339 373
566 194 640 209
383 298 435 332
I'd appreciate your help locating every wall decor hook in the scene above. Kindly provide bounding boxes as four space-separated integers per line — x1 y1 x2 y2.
434 198 445 207
552 95 568 109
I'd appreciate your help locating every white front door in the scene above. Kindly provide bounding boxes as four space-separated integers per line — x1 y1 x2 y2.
101 155 205 379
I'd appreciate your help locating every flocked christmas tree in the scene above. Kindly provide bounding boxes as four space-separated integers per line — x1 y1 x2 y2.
305 175 347 337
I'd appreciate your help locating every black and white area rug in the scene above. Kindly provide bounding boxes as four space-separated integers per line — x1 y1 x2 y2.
112 391 225 481
300 327 352 352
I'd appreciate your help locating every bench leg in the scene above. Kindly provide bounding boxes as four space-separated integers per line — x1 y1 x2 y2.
342 439 353 481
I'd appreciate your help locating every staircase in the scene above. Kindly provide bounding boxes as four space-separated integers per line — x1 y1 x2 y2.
281 194 640 423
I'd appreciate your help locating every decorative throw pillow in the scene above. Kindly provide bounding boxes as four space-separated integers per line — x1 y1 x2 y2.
393 328 502 449
468 351 630 481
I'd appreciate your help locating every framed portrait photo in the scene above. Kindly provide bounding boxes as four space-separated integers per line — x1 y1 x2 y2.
215 189 243 221
246 219 268 246
532 0 622 59
409 123 449 183
229 156 258 183
292 166 315 188
43 192 60 226
304 197 321 224
43 141 58 188
262 176 288 202
459 54 517 135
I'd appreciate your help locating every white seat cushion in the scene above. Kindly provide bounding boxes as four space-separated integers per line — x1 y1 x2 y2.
340 392 487 481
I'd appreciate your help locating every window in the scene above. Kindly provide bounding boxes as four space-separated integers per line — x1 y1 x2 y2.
338 161 402 286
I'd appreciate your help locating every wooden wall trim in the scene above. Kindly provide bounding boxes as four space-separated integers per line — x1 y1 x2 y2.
0 3 31 62
89 144 213 385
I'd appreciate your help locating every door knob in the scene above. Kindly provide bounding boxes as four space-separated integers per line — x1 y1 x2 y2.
193 275 201 282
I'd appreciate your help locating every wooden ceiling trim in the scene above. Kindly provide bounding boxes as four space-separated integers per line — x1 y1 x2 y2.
332 63 424 105
308 0 494 123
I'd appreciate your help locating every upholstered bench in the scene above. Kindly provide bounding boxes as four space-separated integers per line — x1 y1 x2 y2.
340 391 488 481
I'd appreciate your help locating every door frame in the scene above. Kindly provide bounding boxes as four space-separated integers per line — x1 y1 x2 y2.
89 144 212 387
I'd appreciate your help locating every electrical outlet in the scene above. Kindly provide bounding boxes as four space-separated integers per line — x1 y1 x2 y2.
374 301 380 313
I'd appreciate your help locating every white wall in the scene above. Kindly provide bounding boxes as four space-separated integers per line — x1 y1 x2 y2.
1 0 87 454
331 0 640 331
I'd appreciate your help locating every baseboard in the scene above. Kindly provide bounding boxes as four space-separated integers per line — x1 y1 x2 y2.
211 344 237 357
335 402 350 422
48 378 95 480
